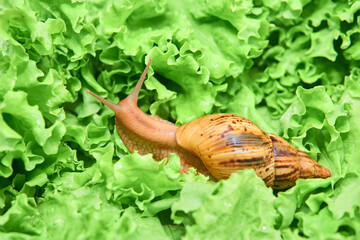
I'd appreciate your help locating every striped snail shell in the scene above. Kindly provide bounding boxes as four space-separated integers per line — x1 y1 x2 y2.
176 114 330 189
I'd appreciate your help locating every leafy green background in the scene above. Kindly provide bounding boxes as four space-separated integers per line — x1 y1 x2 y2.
1 0 360 239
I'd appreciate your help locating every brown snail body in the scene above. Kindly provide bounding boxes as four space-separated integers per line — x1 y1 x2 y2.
87 58 331 190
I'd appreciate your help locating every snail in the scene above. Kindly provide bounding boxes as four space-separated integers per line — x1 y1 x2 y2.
86 57 331 189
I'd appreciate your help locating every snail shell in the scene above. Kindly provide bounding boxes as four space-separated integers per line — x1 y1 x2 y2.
176 114 330 189
86 58 331 190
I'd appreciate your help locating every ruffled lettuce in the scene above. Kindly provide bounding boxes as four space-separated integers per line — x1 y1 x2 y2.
0 0 360 239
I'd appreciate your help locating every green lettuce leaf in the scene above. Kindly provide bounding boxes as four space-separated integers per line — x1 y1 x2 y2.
173 170 280 240
1 0 360 239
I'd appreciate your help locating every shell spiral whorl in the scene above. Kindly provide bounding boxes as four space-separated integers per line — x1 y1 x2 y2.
176 113 276 187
